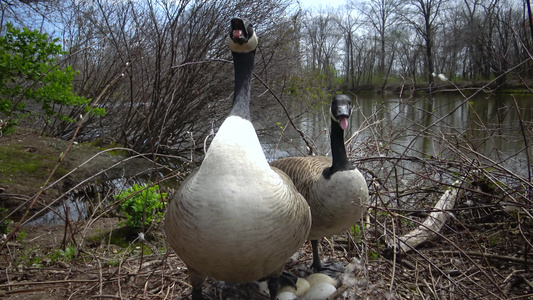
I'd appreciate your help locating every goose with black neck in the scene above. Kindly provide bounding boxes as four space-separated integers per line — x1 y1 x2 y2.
165 17 311 300
271 94 369 273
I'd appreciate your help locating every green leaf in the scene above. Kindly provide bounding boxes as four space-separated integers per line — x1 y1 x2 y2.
0 23 88 132
114 184 167 228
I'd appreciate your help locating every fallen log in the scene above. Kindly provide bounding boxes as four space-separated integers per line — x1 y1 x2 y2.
397 179 465 253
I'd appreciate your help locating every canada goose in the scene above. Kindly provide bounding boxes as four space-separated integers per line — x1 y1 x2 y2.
270 94 369 272
165 18 311 300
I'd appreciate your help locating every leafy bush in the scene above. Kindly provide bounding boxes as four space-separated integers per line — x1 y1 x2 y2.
286 70 332 107
0 207 11 234
115 184 167 229
0 23 104 134
50 244 77 262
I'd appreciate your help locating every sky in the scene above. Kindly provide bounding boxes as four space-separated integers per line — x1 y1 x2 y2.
298 0 346 8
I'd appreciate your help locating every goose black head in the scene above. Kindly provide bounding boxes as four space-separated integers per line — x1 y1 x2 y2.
330 94 352 131
228 17 258 53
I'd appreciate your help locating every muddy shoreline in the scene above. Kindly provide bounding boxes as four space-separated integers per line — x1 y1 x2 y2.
0 127 157 220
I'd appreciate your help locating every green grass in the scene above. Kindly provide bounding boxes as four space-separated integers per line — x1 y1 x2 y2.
0 144 45 173
0 144 68 185
84 138 129 156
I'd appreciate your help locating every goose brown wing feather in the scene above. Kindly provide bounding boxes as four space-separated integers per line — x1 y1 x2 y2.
270 156 330 200
271 155 368 240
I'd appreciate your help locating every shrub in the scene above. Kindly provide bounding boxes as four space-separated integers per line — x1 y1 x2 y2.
115 184 167 229
0 23 104 134
50 244 77 262
0 207 11 234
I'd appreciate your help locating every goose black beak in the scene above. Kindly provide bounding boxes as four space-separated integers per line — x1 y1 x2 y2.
331 95 352 118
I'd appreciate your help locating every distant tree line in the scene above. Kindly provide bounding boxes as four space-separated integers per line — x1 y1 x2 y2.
301 0 530 90
0 0 530 153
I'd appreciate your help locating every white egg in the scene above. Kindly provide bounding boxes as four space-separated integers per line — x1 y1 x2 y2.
277 291 298 300
303 282 337 300
295 278 311 296
278 278 310 296
278 285 296 294
306 273 338 287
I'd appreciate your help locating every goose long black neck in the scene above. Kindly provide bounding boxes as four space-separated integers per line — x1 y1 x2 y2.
229 50 255 120
323 117 352 179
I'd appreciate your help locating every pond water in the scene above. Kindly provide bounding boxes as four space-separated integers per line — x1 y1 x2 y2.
24 178 145 226
25 195 88 226
258 91 533 177
26 91 532 225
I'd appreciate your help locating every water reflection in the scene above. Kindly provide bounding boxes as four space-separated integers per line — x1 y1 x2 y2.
258 92 532 176
25 195 88 226
25 177 149 226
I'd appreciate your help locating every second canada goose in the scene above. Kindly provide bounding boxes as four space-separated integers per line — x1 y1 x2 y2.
165 18 311 300
270 94 369 272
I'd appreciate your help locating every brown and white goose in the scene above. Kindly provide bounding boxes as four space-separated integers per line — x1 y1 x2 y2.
270 94 369 273
164 18 311 300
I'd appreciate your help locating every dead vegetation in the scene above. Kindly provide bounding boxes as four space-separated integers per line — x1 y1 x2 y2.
1 83 532 300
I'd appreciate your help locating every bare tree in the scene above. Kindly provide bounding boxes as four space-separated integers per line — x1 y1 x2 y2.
405 0 448 86
0 0 60 31
2 0 531 142
351 0 405 78
337 5 362 90
300 8 342 84
47 0 299 154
